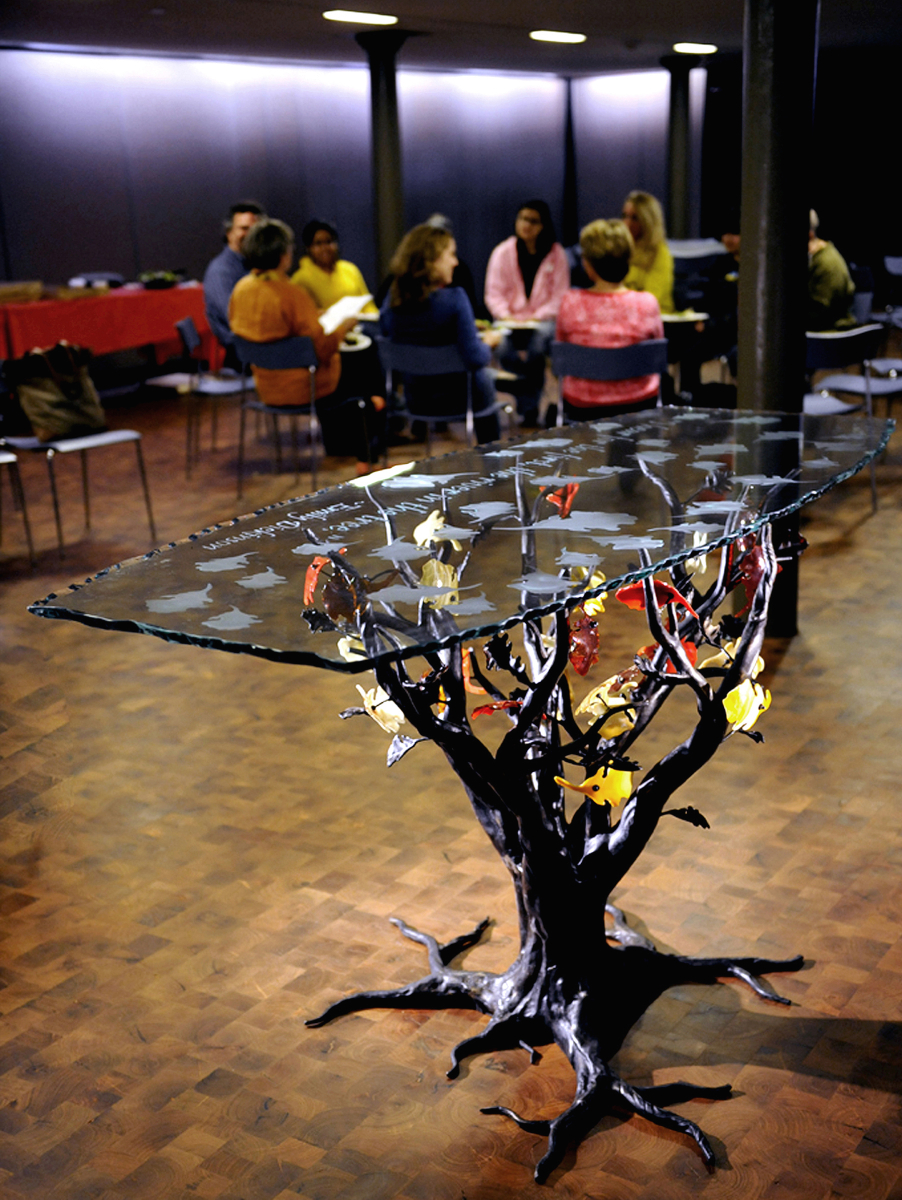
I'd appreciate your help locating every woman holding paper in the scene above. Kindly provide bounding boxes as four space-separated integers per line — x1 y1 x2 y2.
229 219 383 473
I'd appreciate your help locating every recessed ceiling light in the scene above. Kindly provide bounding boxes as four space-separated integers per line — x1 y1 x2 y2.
673 42 718 54
529 30 587 45
323 9 398 25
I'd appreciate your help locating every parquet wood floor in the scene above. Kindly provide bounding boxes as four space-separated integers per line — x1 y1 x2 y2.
1 388 901 1199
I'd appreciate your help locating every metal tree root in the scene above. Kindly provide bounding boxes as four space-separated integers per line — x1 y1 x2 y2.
306 914 804 1182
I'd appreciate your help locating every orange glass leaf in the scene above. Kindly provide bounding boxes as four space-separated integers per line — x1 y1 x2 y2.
615 579 699 619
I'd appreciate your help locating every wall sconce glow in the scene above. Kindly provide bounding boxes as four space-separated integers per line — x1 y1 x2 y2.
529 30 587 45
323 9 398 24
672 42 718 55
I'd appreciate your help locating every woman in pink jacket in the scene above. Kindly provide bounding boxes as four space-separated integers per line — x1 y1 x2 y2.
484 200 570 426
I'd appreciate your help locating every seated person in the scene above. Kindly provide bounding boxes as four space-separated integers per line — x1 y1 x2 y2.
693 229 740 380
621 191 675 314
291 218 386 426
555 218 664 419
484 199 571 427
373 214 489 320
380 223 502 445
291 220 377 314
203 200 266 366
229 219 382 474
808 209 856 330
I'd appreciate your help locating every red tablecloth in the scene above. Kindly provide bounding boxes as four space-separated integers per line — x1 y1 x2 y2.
0 283 223 369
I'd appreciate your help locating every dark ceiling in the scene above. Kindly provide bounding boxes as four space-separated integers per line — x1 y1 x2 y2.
1 0 899 75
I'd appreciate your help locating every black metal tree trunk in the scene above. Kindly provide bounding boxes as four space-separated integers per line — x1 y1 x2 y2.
306 469 804 1182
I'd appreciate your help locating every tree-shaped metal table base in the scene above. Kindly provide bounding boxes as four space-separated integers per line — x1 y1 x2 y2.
304 495 802 1182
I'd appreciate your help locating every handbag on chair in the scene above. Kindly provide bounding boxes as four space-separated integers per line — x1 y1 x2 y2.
5 342 108 442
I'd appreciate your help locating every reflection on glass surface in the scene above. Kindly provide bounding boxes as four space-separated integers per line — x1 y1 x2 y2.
29 408 893 672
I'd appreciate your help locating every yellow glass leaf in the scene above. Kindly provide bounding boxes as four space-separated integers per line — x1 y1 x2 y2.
412 509 461 550
420 558 460 608
723 679 771 731
572 566 607 616
356 684 406 734
554 766 634 806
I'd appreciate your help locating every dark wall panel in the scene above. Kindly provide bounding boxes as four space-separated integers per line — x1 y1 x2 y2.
0 51 373 286
572 71 669 234
1 50 685 302
117 56 249 277
0 52 138 281
398 71 567 300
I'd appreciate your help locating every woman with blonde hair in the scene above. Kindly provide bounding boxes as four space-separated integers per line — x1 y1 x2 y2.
555 218 664 417
621 190 674 313
380 224 502 444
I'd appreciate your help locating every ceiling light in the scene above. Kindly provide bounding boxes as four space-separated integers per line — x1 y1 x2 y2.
672 42 718 54
323 9 398 24
529 30 587 45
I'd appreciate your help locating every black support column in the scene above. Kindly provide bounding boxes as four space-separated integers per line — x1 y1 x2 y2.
738 0 820 636
737 0 819 413
662 54 695 240
561 78 579 249
356 29 412 282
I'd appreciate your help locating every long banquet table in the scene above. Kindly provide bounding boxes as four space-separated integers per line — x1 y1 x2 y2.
0 282 222 368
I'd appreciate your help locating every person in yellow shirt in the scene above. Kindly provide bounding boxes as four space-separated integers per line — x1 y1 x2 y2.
621 191 675 314
291 220 378 314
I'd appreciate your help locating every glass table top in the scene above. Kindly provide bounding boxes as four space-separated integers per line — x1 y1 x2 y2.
29 408 893 673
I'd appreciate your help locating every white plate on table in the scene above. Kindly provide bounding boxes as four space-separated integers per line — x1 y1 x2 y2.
663 311 710 323
340 331 372 352
495 318 540 330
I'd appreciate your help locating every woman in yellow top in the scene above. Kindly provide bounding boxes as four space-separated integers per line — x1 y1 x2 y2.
621 191 675 314
291 220 378 314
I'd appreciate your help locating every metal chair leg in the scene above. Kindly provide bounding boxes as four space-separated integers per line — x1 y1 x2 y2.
270 413 282 475
865 370 878 513
0 460 36 566
237 403 248 498
289 415 300 484
45 450 65 556
80 449 91 530
134 441 157 544
309 408 319 493
185 397 194 478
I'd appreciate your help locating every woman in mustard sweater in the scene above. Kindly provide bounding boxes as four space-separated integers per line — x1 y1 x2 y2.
229 219 382 474
621 191 675 314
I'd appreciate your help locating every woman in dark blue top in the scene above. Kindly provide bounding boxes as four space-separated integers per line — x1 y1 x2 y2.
380 224 502 444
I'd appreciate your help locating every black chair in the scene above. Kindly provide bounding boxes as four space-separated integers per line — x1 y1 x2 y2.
0 355 156 554
804 323 886 511
550 339 670 425
232 335 318 497
174 316 245 475
375 336 498 454
2 429 156 554
0 447 36 566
